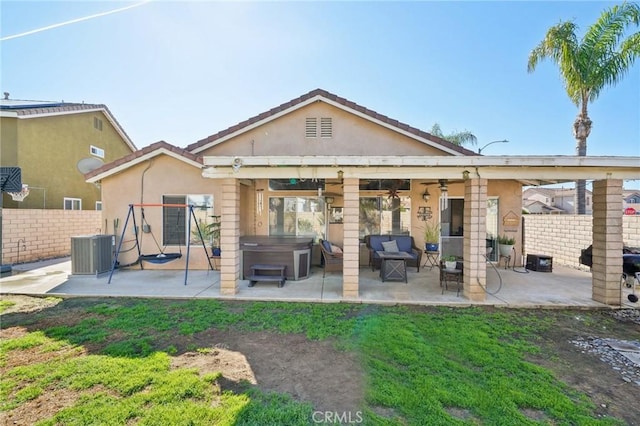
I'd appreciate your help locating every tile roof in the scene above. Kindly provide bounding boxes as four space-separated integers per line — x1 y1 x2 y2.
185 88 477 156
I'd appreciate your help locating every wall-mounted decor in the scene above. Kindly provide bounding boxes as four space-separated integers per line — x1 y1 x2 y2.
417 206 432 221
329 207 344 224
502 210 520 229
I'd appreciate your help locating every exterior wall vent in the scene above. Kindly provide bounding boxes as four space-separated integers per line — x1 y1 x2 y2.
71 234 113 275
305 117 317 138
320 117 332 138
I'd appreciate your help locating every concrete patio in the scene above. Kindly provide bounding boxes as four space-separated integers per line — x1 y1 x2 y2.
1 257 638 309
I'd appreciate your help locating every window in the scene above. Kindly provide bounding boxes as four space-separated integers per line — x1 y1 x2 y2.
64 197 82 210
162 194 214 245
90 145 105 158
94 117 103 131
96 201 102 211
269 197 326 239
359 196 411 238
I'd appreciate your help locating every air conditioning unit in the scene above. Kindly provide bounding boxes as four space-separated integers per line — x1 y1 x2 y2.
71 235 114 275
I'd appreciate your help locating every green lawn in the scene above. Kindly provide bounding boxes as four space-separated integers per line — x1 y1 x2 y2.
0 299 628 425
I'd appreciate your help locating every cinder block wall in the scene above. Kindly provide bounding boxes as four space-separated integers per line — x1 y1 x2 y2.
2 209 102 265
523 215 640 271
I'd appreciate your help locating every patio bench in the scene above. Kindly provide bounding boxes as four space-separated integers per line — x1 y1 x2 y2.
247 264 286 288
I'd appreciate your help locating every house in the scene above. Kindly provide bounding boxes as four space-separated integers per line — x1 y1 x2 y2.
522 187 593 214
0 94 136 210
87 89 639 305
623 190 640 215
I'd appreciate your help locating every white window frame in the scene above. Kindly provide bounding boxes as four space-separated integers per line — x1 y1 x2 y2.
96 201 102 211
90 145 105 158
64 197 82 210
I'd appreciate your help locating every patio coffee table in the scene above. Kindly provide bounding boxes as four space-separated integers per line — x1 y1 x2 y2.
376 251 413 283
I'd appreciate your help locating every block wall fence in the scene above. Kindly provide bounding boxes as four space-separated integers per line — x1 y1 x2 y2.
523 215 640 271
1 209 102 265
2 209 639 271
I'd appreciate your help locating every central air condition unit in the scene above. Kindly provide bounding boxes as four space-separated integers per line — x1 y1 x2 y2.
71 235 114 275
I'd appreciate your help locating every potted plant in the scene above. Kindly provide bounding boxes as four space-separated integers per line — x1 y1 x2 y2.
497 234 515 257
423 221 440 252
443 255 457 270
194 215 221 256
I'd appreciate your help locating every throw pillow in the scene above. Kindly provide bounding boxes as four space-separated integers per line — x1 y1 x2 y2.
381 240 399 253
331 245 343 253
321 240 333 253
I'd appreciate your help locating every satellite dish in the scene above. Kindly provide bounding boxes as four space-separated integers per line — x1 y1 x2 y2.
77 157 104 174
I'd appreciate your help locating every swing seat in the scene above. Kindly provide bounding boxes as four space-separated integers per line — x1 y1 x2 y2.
139 253 182 264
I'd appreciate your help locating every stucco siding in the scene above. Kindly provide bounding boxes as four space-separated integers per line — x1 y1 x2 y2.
5 110 133 210
201 102 449 157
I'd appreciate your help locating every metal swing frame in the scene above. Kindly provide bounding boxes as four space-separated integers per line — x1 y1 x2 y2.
108 203 214 285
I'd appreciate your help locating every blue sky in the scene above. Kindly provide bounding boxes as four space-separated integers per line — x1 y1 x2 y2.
2 1 639 186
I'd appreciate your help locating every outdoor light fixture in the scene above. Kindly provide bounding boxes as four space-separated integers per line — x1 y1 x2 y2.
422 188 431 202
439 179 448 211
325 196 335 205
462 170 470 180
337 170 344 180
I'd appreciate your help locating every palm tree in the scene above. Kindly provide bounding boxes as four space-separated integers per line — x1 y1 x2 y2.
430 123 478 147
528 2 640 214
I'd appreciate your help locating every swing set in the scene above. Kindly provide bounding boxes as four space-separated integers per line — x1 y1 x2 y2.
108 203 215 285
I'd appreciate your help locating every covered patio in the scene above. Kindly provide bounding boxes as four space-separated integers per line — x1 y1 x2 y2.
2 257 638 309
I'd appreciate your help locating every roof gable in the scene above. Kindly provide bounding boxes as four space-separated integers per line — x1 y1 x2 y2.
86 141 202 183
186 89 477 156
1 100 136 151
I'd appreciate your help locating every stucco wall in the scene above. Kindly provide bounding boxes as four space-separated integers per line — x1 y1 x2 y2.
100 155 223 270
523 215 640 271
1 209 102 265
202 102 447 157
3 110 133 210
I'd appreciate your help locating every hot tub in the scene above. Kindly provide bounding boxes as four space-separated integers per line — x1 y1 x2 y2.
240 236 313 281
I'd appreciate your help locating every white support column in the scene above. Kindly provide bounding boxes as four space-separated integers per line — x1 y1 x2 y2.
220 178 240 295
342 177 360 299
463 178 487 301
592 179 623 305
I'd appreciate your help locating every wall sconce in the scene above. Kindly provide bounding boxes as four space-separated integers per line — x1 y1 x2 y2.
417 206 432 221
325 196 335 205
462 170 470 180
439 179 448 211
337 170 344 180
422 188 431 202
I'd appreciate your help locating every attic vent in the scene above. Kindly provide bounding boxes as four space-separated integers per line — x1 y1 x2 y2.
320 117 332 138
94 117 103 131
305 117 317 138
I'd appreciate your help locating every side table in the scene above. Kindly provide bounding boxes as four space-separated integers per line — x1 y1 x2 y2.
423 251 439 270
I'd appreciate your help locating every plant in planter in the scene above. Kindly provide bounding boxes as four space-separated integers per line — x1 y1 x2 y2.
443 255 457 270
423 221 440 252
497 234 515 257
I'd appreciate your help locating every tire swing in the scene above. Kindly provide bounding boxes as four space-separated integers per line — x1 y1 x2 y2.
138 206 182 265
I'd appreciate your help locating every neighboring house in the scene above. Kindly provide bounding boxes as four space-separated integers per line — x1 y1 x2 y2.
0 94 136 210
522 187 592 214
623 190 640 215
87 88 638 305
